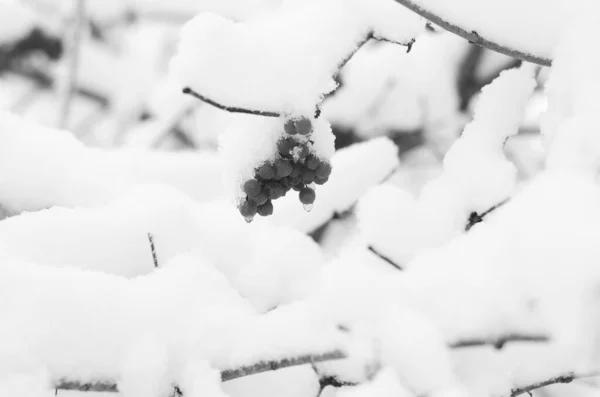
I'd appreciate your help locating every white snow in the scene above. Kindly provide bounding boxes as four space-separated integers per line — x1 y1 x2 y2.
0 0 37 44
170 0 424 115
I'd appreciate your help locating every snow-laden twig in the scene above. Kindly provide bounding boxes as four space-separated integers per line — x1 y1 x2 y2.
465 198 510 231
182 33 414 118
392 0 551 66
147 233 158 268
58 0 86 129
449 333 548 350
182 87 281 117
367 245 403 271
53 333 549 393
509 371 600 397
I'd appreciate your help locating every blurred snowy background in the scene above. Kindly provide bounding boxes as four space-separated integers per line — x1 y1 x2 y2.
2 0 600 397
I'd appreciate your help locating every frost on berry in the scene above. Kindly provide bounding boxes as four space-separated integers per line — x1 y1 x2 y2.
277 137 297 158
315 162 332 179
294 145 310 162
243 179 261 197
239 199 258 222
295 118 313 136
284 119 298 135
299 187 316 205
257 200 274 217
274 159 293 179
257 163 275 180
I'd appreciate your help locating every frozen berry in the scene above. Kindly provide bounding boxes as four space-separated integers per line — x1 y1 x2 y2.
243 179 261 197
257 200 274 216
289 175 302 186
257 163 275 180
296 118 313 135
266 182 285 199
284 119 298 135
277 137 297 158
250 191 268 205
295 145 310 162
292 184 305 192
315 176 329 185
239 199 258 218
274 159 293 179
290 163 303 178
315 162 332 179
302 168 316 184
299 187 316 204
305 155 319 170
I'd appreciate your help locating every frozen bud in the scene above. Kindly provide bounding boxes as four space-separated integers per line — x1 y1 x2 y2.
315 176 329 185
239 200 258 219
250 191 268 205
277 137 297 158
302 168 316 184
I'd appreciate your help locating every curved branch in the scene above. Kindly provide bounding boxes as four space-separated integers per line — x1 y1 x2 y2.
392 0 552 67
182 87 281 117
510 371 600 397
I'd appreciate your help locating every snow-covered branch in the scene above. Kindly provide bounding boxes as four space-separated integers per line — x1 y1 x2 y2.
392 0 552 66
182 87 281 118
509 371 600 397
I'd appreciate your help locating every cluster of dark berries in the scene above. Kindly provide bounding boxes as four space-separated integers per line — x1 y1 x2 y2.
238 117 333 222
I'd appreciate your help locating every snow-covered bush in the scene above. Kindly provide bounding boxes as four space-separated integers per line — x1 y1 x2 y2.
2 1 600 397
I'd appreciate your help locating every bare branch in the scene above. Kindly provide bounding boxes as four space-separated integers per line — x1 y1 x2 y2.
392 0 551 66
510 371 600 397
465 198 510 231
58 0 86 129
55 350 346 393
147 233 158 268
449 333 549 350
182 87 282 118
367 245 403 271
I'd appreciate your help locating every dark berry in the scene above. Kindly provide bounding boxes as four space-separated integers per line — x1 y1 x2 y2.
305 155 319 170
274 159 293 179
315 176 329 185
257 163 275 180
257 200 274 217
316 162 332 179
296 118 313 135
266 182 285 200
290 163 303 178
299 187 316 204
277 137 297 158
292 184 305 192
302 168 316 184
284 119 298 135
280 177 291 189
250 191 268 205
289 175 302 186
243 179 261 197
239 199 258 218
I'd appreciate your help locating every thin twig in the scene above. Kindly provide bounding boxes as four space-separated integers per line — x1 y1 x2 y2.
148 233 159 268
58 0 86 129
55 350 347 392
392 0 551 66
449 333 549 350
465 198 510 231
510 371 600 397
182 87 281 118
367 246 403 271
